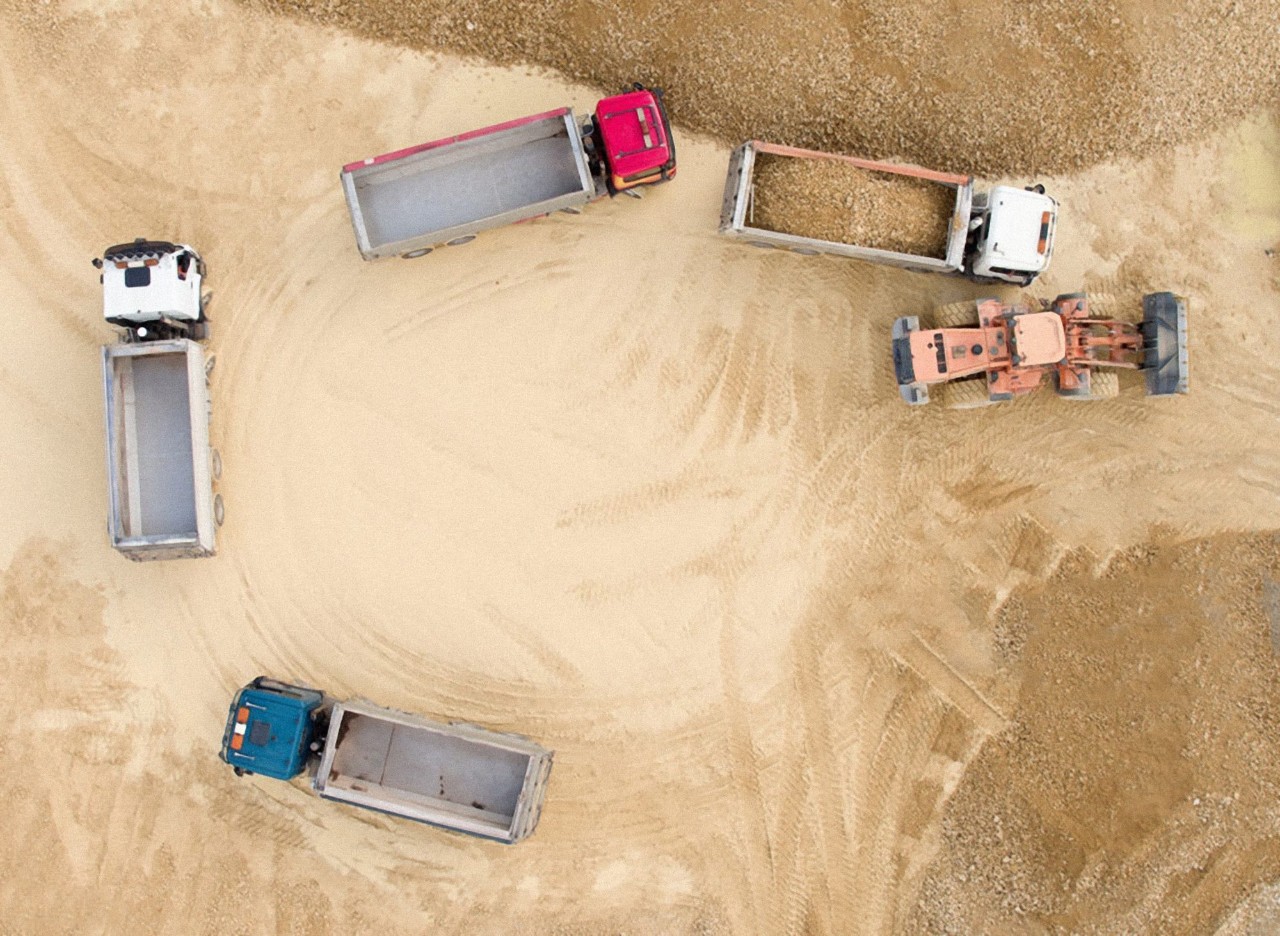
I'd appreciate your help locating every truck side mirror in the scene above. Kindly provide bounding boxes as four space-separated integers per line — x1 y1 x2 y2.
92 257 103 269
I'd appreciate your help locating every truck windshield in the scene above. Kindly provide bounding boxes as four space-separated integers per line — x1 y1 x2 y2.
124 267 151 288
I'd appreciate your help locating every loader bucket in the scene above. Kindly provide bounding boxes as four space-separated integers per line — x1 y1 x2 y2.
1140 292 1189 395
892 316 929 405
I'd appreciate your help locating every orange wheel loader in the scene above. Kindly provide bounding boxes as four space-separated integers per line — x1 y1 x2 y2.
892 291 1188 408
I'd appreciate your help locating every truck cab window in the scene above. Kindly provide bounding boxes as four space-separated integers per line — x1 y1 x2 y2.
124 267 151 288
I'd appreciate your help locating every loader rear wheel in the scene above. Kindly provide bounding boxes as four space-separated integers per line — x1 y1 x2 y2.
935 378 995 410
928 300 980 329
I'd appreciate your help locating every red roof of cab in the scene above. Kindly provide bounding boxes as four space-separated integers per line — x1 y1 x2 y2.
595 89 671 179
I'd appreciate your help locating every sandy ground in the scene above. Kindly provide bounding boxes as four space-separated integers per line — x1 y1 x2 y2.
1 2 1280 935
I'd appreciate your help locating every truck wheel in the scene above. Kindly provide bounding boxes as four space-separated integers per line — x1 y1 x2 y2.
211 449 222 481
746 241 775 250
560 206 583 215
929 300 980 329
204 355 216 377
935 378 996 410
214 493 225 526
401 248 433 259
445 235 476 247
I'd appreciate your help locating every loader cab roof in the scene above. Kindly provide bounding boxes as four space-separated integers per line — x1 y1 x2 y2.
1011 311 1067 366
977 186 1058 274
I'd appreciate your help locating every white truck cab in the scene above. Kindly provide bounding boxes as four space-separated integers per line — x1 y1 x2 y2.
967 185 1059 286
93 239 207 340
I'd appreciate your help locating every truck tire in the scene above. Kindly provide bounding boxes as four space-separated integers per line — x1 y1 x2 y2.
211 449 222 481
401 248 433 259
935 378 996 410
445 235 476 247
204 355 216 377
928 300 980 329
214 493 225 526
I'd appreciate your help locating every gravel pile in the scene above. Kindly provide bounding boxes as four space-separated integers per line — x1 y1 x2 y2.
240 0 1280 176
750 153 954 257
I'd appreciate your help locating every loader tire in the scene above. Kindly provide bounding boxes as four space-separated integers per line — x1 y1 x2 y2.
1084 292 1143 323
928 300 980 329
1085 370 1120 399
1056 369 1120 400
935 378 995 410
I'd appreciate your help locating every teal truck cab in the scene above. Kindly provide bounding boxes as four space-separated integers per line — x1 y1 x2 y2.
219 676 554 843
220 677 326 780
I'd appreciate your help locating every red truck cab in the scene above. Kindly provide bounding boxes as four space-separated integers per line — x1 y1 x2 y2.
594 86 677 193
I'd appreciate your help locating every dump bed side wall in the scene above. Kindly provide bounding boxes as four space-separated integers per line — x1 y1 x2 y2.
719 140 973 274
102 339 215 560
314 700 553 843
342 110 594 260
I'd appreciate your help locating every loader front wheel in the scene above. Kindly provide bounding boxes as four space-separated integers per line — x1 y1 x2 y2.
929 300 980 329
935 378 995 410
1085 370 1120 399
1084 292 1143 323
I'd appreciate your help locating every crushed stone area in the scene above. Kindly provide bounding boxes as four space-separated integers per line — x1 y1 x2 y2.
242 0 1280 176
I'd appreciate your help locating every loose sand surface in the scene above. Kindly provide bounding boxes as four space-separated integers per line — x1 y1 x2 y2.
2 2 1280 935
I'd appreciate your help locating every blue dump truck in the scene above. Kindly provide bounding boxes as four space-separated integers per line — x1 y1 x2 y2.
220 677 554 844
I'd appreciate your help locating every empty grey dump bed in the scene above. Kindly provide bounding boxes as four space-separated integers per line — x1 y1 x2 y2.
315 700 554 843
102 340 215 560
341 109 594 260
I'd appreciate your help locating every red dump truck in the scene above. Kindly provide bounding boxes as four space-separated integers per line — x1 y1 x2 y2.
341 84 677 260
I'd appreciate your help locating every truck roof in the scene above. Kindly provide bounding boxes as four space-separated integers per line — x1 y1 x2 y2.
595 89 672 180
981 186 1057 273
102 244 202 325
221 686 318 781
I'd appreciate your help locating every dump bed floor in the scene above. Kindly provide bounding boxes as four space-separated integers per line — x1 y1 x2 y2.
355 132 584 249
332 713 530 819
128 354 196 537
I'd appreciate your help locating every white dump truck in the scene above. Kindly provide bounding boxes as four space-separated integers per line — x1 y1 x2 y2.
94 240 222 560
221 677 554 844
719 141 1059 285
341 84 677 260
